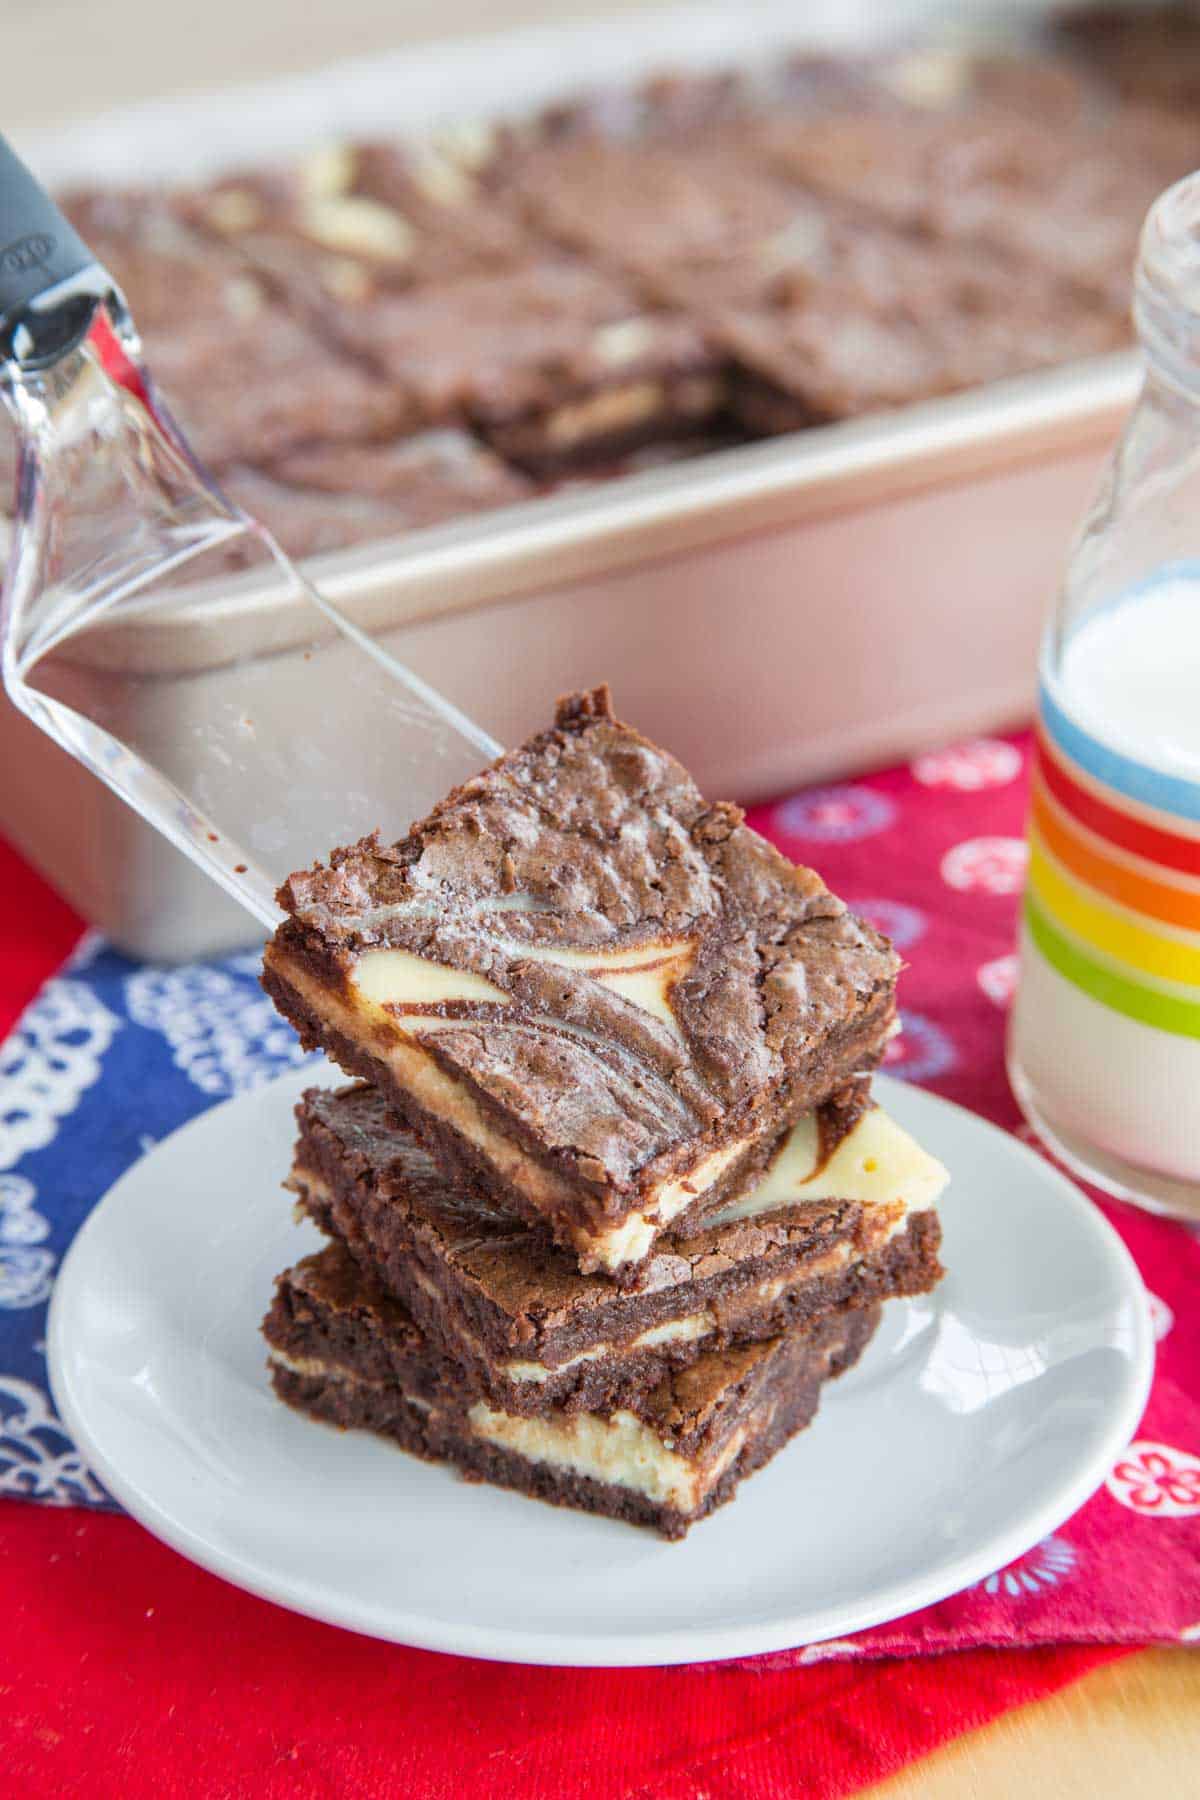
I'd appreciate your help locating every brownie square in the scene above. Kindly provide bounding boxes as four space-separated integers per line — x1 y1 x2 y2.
144 302 408 471
58 187 263 333
503 135 818 289
674 220 1130 431
289 1082 945 1414
185 136 538 317
263 1237 881 1539
261 686 900 1277
60 186 407 469
331 259 726 471
759 102 1181 314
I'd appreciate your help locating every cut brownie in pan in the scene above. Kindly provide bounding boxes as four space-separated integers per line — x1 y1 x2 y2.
661 211 1127 427
186 137 536 319
221 430 532 562
759 102 1189 315
504 136 821 291
144 305 408 471
58 187 265 334
330 260 726 472
263 1239 881 1539
289 1082 946 1414
59 188 406 470
261 686 900 1276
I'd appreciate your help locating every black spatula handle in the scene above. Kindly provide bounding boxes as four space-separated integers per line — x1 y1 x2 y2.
0 134 116 370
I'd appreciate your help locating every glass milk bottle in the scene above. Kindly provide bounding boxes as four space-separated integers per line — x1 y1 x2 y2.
1008 173 1200 1220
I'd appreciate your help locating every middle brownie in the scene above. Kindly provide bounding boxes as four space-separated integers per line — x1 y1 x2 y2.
289 1082 946 1416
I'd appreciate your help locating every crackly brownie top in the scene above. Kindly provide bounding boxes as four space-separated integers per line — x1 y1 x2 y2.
187 138 534 300
59 188 269 335
507 137 818 280
146 304 407 470
277 689 898 1138
332 262 714 423
297 1084 878 1329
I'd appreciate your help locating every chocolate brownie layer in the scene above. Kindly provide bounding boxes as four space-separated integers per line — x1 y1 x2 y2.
1051 4 1200 112
289 1082 944 1412
187 138 535 321
662 212 1126 427
146 307 408 471
59 188 263 334
264 1240 880 1539
759 102 1193 315
505 137 817 291
59 188 405 470
262 687 900 1275
330 260 726 472
221 431 531 562
720 282 1127 433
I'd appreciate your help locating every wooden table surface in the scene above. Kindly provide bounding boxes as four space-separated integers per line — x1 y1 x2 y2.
871 1651 1200 1797
10 0 1199 1786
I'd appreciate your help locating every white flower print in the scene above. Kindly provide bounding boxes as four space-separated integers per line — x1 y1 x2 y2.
124 962 311 1098
0 979 120 1169
912 740 1022 791
980 1533 1077 1598
0 1376 106 1505
940 837 1029 896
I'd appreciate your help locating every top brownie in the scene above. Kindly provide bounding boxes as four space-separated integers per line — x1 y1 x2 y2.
261 686 899 1274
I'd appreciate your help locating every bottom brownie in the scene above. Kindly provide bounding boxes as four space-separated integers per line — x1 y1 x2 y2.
264 1241 879 1540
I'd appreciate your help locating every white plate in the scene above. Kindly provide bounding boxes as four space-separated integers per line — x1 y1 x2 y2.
48 1069 1152 1667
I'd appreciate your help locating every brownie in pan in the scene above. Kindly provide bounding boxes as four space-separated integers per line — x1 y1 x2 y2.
220 430 532 563
262 686 900 1278
329 258 726 473
758 100 1192 315
58 188 405 469
184 137 537 319
263 1239 881 1540
684 222 1127 433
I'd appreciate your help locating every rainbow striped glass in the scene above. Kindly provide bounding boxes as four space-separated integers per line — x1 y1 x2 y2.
1010 173 1200 1215
1027 681 1200 1042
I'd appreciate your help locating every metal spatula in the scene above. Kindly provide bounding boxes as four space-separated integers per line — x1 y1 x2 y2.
0 135 499 942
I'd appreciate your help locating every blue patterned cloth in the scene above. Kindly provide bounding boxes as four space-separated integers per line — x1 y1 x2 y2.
0 932 315 1509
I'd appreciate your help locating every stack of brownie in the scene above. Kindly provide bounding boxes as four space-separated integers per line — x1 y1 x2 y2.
259 688 947 1537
